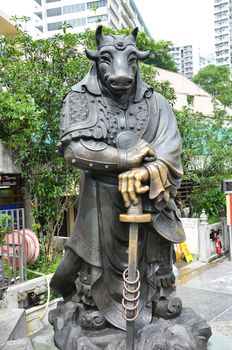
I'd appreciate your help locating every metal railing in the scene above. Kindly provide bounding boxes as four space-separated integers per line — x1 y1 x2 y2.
0 208 27 297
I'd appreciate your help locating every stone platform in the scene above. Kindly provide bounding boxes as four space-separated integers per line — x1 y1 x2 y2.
31 323 232 350
0 308 33 350
32 305 212 350
31 324 232 350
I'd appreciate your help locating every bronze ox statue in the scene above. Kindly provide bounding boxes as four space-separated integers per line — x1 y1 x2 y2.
49 26 211 350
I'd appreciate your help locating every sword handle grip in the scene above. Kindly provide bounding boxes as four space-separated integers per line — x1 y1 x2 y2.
119 196 151 223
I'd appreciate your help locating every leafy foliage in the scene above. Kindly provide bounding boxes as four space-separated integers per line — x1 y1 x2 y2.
27 253 63 279
176 105 232 217
192 64 232 107
0 27 87 261
0 214 14 244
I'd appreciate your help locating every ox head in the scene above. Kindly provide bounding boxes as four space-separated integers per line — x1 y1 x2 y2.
86 26 149 96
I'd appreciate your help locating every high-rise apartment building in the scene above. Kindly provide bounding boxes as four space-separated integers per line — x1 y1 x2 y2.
169 45 194 79
199 54 215 71
214 0 231 69
33 0 150 39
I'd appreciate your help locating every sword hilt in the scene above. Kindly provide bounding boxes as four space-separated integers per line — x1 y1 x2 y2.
119 196 151 223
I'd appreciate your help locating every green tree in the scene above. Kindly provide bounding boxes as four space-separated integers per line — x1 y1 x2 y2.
0 26 88 261
176 105 232 218
0 21 175 262
192 64 232 107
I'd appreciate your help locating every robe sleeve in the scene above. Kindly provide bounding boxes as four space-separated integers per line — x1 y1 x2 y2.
143 93 183 212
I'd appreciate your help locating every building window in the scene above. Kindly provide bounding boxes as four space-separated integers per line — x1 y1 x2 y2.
35 0 42 5
35 12 42 19
66 17 86 27
187 95 194 106
46 0 61 3
36 25 43 32
47 7 62 17
87 14 107 23
87 1 107 10
47 21 62 31
63 3 86 15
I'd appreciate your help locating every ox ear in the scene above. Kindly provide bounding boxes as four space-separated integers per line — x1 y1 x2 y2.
137 50 150 61
129 27 139 42
85 49 99 61
95 25 104 47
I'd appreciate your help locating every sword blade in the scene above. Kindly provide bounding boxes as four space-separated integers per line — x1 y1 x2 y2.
126 222 139 350
128 223 139 282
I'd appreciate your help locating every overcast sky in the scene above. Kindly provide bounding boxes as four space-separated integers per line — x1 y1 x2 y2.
2 0 215 55
134 0 214 55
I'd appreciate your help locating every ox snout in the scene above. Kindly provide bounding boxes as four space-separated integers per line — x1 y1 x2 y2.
107 75 134 91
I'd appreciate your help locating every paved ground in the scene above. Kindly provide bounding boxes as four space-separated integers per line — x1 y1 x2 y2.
176 257 232 324
175 255 232 348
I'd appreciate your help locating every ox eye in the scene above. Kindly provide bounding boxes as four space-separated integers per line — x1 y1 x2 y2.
128 55 137 64
100 55 111 64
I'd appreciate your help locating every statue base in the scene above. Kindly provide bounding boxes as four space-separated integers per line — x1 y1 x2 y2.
49 300 212 350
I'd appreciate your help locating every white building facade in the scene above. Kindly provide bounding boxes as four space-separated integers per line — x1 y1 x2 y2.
214 0 231 69
169 45 194 79
33 0 150 39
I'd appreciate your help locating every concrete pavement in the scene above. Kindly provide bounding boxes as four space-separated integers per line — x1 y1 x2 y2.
175 255 232 348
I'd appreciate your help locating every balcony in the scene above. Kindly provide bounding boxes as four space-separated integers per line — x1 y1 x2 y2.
109 6 119 24
215 33 229 41
214 5 229 15
110 0 119 13
121 12 133 28
121 1 134 21
215 41 230 49
215 27 229 36
214 11 229 20
214 19 229 28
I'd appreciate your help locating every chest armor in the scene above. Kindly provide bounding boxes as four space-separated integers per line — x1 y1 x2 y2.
60 90 154 147
96 96 150 146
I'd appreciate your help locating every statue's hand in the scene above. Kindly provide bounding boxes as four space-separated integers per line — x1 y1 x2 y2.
124 139 156 168
118 167 150 208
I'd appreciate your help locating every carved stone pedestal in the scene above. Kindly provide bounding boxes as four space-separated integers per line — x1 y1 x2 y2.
49 300 212 350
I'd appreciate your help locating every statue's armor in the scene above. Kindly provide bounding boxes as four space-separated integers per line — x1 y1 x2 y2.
60 90 151 148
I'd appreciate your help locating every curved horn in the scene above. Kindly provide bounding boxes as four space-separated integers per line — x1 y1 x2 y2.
85 49 99 61
95 25 104 47
137 50 150 61
129 27 139 42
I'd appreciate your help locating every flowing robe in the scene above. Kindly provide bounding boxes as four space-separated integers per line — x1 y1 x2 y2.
51 66 185 331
